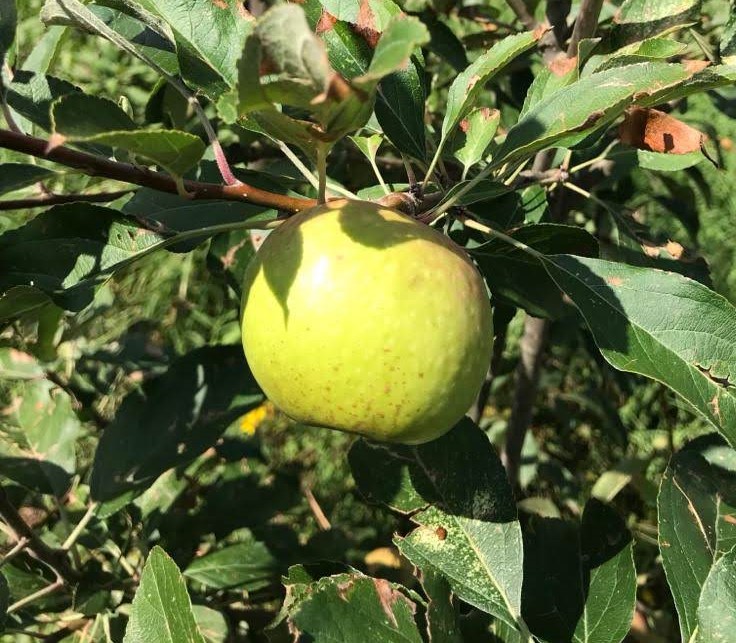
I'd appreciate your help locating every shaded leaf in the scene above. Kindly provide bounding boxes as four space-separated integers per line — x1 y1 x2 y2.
444 180 509 206
422 566 462 643
658 434 736 642
90 345 263 503
184 532 277 590
0 0 16 63
6 70 80 131
124 547 205 643
0 163 56 196
0 203 166 311
543 256 736 448
0 379 81 495
205 229 257 297
473 224 598 319
722 7 736 64
522 500 635 643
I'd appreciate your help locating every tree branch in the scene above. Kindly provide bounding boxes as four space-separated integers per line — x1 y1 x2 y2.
0 189 133 211
505 0 538 30
503 315 548 485
0 487 79 582
0 128 316 213
566 0 605 56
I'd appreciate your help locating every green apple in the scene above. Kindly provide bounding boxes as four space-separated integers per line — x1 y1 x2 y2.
240 199 493 444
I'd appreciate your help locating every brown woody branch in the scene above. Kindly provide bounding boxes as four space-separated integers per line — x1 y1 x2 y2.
502 0 605 487
0 487 79 582
0 189 133 211
0 128 316 214
505 0 539 31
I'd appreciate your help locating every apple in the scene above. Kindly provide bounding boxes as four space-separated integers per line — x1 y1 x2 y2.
240 199 493 444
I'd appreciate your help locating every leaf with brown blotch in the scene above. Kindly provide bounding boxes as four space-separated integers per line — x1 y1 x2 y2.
619 107 705 154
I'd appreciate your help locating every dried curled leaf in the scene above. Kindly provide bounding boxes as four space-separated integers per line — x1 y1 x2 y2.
619 106 705 154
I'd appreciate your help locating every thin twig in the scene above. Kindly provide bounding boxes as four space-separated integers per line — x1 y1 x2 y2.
61 503 98 551
0 189 133 210
303 486 331 531
7 576 64 614
0 127 314 213
0 536 29 568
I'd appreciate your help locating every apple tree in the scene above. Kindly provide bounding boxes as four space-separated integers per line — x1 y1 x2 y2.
0 0 735 641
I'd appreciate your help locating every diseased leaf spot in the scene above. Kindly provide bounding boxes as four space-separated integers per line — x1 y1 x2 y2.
606 276 624 286
316 10 337 34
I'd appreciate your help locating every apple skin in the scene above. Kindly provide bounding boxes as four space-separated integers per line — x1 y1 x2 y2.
240 199 493 444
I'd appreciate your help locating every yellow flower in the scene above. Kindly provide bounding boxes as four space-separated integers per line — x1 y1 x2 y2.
239 401 274 435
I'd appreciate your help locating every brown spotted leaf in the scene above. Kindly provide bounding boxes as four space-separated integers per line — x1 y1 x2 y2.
350 420 528 633
619 106 704 154
287 572 423 642
543 256 736 449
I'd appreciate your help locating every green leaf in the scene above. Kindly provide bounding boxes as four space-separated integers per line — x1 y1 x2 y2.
0 0 16 63
124 547 205 643
658 434 736 642
53 92 136 135
6 70 80 131
0 286 51 323
0 203 166 311
636 149 705 171
422 566 463 643
696 545 736 642
135 0 251 89
355 16 430 86
205 229 257 297
420 12 467 72
543 256 736 448
21 25 66 74
0 163 56 196
522 500 635 643
350 420 527 632
247 4 330 110
0 573 8 631
375 62 426 160
0 379 81 495
722 7 736 64
473 224 598 319
0 348 44 379
444 179 509 206
287 573 423 643
612 0 701 46
496 62 703 167
192 606 228 643
303 0 427 159
184 533 277 590
452 108 500 175
442 29 542 142
52 94 205 176
90 345 263 503
89 5 178 76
